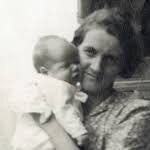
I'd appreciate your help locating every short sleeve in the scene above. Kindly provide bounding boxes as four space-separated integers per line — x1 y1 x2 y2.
47 80 77 110
9 80 50 114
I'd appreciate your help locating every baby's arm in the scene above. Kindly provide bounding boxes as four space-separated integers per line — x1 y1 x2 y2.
40 77 88 146
49 82 88 146
53 102 88 138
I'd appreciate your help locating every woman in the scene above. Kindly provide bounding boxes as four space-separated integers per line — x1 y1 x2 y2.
41 8 150 150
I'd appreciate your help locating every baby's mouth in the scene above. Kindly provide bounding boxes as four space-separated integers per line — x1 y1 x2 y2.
72 72 80 81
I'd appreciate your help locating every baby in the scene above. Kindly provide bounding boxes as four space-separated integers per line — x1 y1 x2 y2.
10 36 88 150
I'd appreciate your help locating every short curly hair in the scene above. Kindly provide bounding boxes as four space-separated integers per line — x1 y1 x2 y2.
72 8 143 78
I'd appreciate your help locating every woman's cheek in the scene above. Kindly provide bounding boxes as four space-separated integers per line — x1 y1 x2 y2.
79 54 89 70
105 65 120 76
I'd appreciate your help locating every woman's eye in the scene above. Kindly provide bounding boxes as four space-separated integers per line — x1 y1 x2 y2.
104 55 118 65
84 47 97 57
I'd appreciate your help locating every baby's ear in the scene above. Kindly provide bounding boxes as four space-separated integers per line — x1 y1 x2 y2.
39 66 48 74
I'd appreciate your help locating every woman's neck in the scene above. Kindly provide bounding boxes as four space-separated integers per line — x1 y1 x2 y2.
83 87 114 115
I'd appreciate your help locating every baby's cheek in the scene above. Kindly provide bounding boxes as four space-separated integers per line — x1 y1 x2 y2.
61 69 70 77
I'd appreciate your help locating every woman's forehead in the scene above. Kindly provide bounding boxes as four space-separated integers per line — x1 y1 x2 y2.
80 28 122 55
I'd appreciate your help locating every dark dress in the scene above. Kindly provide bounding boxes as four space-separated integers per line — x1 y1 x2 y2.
83 90 150 150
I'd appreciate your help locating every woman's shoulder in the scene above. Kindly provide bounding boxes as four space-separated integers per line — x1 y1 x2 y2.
115 90 150 108
114 90 150 123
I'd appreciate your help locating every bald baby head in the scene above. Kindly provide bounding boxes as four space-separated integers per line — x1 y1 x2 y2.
33 35 78 73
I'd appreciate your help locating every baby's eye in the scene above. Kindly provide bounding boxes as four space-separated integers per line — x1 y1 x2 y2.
56 62 69 70
64 62 71 68
84 47 97 57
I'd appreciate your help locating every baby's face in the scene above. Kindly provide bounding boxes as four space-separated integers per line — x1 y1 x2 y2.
45 40 80 85
47 54 79 85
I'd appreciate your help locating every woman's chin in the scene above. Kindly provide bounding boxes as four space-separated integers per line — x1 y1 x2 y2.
81 77 113 96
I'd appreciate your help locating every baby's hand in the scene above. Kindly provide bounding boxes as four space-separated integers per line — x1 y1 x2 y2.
76 133 88 146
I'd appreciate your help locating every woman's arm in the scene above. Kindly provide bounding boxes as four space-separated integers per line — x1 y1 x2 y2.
33 114 80 150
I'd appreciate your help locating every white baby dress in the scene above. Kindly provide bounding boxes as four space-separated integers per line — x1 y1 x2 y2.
9 74 88 150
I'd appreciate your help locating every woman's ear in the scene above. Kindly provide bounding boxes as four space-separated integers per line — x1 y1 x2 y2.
39 66 48 74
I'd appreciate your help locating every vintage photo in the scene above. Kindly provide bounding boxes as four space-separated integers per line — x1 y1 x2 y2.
1 0 150 150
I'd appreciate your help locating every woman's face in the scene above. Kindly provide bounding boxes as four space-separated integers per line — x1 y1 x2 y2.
78 28 123 95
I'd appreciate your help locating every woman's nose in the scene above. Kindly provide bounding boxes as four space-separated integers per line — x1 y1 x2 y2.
90 56 102 73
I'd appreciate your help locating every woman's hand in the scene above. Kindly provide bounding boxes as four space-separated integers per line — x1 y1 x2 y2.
39 115 80 150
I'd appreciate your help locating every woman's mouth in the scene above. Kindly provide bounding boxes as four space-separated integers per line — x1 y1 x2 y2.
83 71 104 81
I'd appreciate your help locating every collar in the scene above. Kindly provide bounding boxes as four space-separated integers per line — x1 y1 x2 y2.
87 90 118 117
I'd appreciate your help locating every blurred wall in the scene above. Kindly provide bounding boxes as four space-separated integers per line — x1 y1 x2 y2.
0 1 78 149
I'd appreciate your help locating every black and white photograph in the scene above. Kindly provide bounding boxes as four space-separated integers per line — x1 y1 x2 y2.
1 0 150 150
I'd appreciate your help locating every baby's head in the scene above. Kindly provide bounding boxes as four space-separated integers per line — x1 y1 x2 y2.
33 35 79 85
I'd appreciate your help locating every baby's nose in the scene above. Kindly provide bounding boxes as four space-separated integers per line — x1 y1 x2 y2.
71 64 80 72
